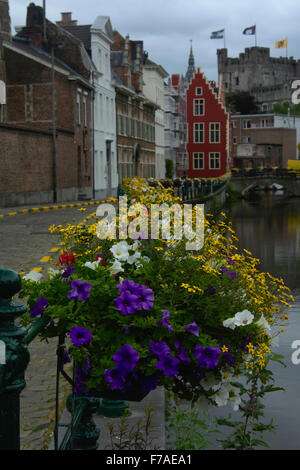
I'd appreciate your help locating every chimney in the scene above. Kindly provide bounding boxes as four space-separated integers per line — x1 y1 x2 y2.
0 0 10 114
56 12 78 26
0 0 11 43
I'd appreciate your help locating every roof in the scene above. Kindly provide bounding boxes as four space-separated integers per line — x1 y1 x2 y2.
61 24 92 52
5 37 93 89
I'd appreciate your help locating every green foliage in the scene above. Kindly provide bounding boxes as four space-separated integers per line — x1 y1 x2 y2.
225 92 259 114
106 407 158 450
217 353 286 450
270 100 300 115
165 159 174 179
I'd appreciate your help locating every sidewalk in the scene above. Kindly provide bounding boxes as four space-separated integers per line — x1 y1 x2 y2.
49 387 165 451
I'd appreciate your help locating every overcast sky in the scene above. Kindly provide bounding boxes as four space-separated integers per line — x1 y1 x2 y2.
8 0 300 82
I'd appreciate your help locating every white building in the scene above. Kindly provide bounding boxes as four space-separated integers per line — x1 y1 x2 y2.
91 16 118 198
143 58 169 179
164 79 182 176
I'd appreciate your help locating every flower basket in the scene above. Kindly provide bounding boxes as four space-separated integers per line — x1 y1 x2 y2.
20 178 292 411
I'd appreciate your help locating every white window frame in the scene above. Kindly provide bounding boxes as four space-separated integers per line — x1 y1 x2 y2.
193 152 205 170
193 98 205 116
193 122 204 143
209 122 220 143
209 152 221 170
195 87 202 96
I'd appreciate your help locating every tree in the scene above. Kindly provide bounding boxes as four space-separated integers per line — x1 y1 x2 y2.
226 92 259 114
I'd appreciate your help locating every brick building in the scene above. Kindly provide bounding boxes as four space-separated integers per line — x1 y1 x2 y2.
186 67 229 178
111 31 157 181
0 2 94 207
231 114 297 168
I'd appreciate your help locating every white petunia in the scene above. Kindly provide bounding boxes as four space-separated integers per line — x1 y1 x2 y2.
212 383 231 407
84 259 102 270
109 260 124 275
23 270 43 282
110 241 130 262
234 310 254 327
223 317 236 330
200 373 222 392
228 394 242 411
48 267 60 278
257 314 271 331
127 251 141 265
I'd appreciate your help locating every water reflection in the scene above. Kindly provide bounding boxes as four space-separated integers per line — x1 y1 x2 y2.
224 193 300 450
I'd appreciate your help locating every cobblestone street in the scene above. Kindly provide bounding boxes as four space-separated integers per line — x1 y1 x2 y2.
0 204 97 450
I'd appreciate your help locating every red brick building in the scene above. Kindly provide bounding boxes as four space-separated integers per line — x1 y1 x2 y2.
186 67 229 178
0 2 94 207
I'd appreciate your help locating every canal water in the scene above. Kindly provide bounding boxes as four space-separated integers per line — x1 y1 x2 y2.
222 191 300 450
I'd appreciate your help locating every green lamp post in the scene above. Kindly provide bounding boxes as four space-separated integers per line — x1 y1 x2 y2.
0 269 30 450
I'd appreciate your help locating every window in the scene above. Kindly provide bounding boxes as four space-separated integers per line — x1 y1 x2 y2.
209 122 220 143
243 136 251 143
76 92 81 125
232 120 237 128
209 152 220 169
193 152 204 169
194 122 204 143
196 87 202 96
243 120 251 129
193 99 205 116
83 95 87 127
235 76 239 86
233 136 237 144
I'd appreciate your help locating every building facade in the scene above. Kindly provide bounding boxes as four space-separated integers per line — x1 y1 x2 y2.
0 2 94 207
143 58 168 179
231 113 298 168
57 13 119 199
186 67 229 178
111 31 156 182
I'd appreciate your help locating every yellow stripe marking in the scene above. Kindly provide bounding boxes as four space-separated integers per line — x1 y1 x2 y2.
8 212 17 216
21 209 29 214
32 208 39 213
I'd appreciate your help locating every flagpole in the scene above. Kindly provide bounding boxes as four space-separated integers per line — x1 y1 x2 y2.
255 25 257 47
286 37 288 58
224 29 226 49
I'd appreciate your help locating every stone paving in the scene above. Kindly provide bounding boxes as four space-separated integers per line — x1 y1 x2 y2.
0 203 97 450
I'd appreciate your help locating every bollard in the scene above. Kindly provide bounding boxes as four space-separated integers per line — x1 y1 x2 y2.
0 269 30 450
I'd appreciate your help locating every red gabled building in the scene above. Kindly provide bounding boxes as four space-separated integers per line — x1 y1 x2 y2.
186 67 229 178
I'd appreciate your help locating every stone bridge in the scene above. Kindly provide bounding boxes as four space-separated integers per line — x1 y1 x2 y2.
230 176 300 197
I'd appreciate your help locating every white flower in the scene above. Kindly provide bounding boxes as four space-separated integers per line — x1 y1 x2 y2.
223 317 236 330
200 373 222 392
270 333 280 348
48 267 60 278
228 394 241 411
84 259 102 270
127 251 141 265
110 241 130 262
109 260 124 275
257 314 271 331
212 383 231 407
23 270 43 282
234 310 254 327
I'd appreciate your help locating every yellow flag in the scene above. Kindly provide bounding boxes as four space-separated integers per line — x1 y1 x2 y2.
275 38 287 49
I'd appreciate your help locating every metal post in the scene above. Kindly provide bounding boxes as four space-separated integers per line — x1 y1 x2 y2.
0 269 30 450
51 46 57 203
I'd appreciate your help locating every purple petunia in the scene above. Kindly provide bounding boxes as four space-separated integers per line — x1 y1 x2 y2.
115 280 154 313
157 310 173 333
155 354 180 378
205 285 217 295
149 340 171 357
174 341 190 362
67 280 91 301
220 268 237 280
30 296 49 318
74 358 93 396
194 345 220 369
183 322 199 337
114 290 140 315
104 368 127 390
113 344 140 374
69 326 92 346
56 345 71 365
62 266 75 279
